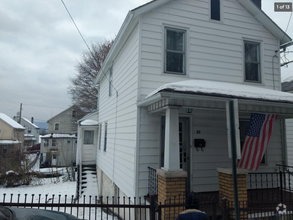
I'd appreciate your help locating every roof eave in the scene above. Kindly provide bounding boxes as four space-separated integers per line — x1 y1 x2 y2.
238 0 292 44
94 0 171 84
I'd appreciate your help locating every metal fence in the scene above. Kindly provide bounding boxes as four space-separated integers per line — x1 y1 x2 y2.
247 164 293 205
0 193 220 220
222 198 293 220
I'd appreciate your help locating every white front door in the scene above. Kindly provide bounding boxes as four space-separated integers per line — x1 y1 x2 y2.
51 153 57 166
161 116 191 191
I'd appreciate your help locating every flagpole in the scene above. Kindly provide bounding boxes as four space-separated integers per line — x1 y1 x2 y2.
229 100 240 219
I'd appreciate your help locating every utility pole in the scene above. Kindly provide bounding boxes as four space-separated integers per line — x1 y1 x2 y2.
19 103 22 124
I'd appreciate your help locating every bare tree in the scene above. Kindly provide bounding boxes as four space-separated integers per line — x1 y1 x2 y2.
68 39 114 113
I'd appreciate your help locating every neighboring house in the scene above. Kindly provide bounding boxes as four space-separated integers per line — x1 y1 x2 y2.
41 105 84 167
0 113 25 173
76 0 293 201
76 111 99 196
40 133 77 167
47 105 85 134
13 115 40 148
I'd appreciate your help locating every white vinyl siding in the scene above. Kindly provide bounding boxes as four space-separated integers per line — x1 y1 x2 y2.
139 0 281 101
96 26 139 198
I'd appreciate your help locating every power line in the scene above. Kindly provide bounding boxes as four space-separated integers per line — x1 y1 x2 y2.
60 0 119 97
60 0 92 54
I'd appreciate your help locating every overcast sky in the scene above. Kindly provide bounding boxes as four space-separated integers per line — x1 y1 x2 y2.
0 0 292 123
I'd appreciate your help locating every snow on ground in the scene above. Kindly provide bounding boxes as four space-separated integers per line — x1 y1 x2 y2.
0 155 116 220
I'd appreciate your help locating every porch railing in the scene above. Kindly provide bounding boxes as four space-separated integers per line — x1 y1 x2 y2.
222 198 293 220
247 164 293 205
148 167 158 196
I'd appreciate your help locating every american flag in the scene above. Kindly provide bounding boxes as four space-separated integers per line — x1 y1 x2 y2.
237 113 278 171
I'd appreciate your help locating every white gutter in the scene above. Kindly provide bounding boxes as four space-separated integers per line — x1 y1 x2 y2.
238 0 292 44
138 91 293 109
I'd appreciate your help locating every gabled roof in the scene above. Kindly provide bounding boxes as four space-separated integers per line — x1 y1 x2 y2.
22 117 39 129
0 113 24 130
47 105 78 123
95 0 292 84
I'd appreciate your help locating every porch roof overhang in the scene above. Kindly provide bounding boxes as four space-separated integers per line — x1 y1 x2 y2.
79 119 99 126
138 80 293 118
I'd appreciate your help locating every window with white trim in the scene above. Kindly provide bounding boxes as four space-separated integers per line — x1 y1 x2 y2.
98 124 102 150
104 122 107 152
244 41 261 83
109 66 113 96
54 123 60 131
211 0 221 21
52 139 57 147
165 28 186 74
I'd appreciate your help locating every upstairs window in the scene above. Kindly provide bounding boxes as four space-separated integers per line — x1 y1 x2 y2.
165 28 185 74
52 139 57 147
72 110 77 117
244 41 261 83
54 123 59 131
211 0 221 21
109 66 113 96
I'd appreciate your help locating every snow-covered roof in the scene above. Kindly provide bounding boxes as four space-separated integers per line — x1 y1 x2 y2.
0 113 24 129
22 117 39 129
41 133 76 139
24 134 35 137
145 80 293 104
0 140 21 145
80 119 99 126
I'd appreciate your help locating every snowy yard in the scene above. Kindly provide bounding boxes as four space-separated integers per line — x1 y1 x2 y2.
0 154 116 220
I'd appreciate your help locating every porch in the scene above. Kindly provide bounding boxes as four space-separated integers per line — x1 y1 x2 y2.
147 164 293 219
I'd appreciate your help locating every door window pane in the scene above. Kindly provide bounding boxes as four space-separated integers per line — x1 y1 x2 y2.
84 130 94 145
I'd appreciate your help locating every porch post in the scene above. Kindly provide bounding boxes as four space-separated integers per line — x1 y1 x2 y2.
157 106 186 220
163 106 180 171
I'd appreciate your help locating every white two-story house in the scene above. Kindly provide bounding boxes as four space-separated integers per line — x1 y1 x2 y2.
77 0 293 200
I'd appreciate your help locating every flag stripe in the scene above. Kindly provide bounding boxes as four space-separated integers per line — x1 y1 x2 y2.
250 115 270 170
237 113 277 171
